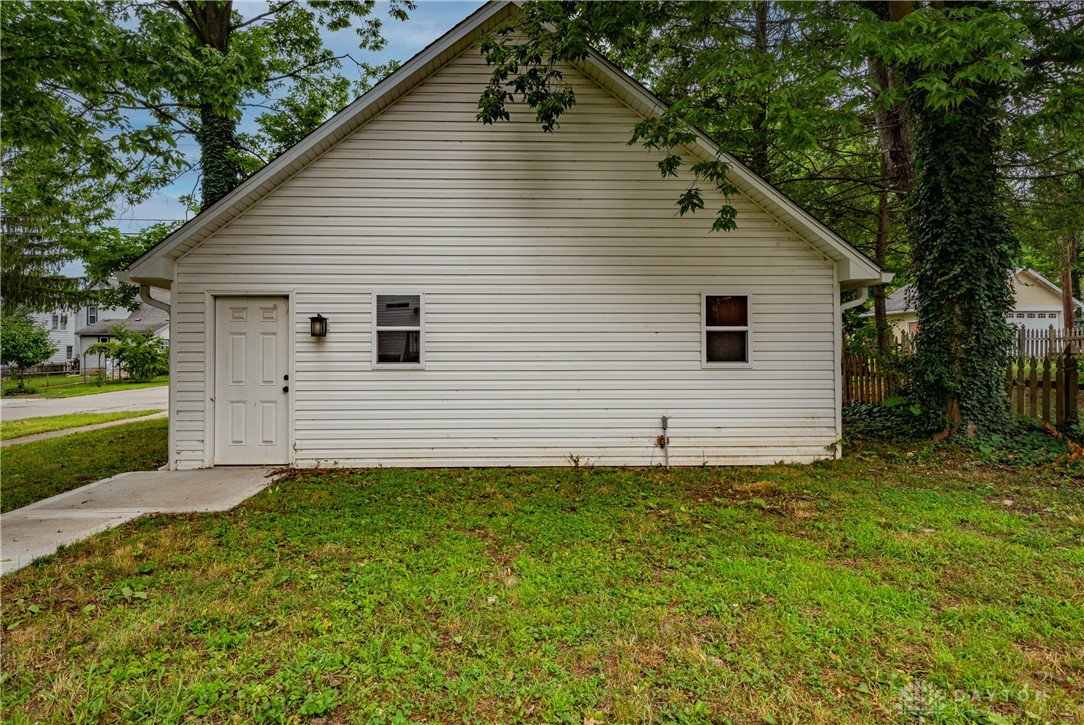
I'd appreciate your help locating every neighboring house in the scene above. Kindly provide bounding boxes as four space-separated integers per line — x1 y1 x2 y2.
76 289 171 372
124 1 890 471
881 268 1083 341
27 296 128 366
26 309 77 366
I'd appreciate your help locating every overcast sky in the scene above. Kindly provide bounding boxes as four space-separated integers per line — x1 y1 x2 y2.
106 1 485 239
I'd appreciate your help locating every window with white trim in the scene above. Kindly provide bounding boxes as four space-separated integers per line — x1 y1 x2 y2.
60 313 68 330
374 294 422 365
51 313 59 330
87 305 98 324
703 294 750 365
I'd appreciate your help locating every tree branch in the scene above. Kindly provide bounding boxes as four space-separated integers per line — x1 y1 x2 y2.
231 1 296 31
158 0 201 37
265 52 346 82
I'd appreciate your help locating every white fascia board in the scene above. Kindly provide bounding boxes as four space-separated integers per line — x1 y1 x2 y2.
128 1 515 283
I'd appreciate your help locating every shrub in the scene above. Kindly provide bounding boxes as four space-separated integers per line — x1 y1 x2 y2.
843 398 941 441
0 311 57 390
84 326 168 382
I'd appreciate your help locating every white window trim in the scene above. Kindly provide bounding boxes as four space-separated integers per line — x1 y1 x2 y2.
701 291 754 369
371 292 426 370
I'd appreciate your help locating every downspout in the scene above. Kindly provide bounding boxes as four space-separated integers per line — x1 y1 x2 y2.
840 286 869 313
139 285 171 314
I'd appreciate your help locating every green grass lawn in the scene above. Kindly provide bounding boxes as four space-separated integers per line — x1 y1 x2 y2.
0 417 168 512
0 410 163 441
1 375 168 399
2 447 1080 723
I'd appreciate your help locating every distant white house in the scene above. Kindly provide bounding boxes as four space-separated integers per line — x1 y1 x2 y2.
124 1 891 471
77 289 170 372
881 268 1083 342
27 298 128 366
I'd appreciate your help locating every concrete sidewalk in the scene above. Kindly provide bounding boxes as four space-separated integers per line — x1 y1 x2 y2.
1 466 275 576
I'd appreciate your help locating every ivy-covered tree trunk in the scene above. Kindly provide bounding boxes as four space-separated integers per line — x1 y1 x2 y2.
186 0 243 209
196 104 242 208
908 83 1019 439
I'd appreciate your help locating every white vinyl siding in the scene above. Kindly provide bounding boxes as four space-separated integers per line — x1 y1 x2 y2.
166 45 840 469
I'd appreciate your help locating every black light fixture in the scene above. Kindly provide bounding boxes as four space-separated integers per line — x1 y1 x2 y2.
309 313 328 338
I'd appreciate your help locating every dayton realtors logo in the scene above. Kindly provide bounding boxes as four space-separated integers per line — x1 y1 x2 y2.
895 678 1048 722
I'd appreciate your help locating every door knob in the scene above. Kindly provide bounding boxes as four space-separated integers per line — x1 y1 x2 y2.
282 386 289 393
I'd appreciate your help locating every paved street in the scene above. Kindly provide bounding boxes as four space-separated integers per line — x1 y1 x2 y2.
0 386 168 421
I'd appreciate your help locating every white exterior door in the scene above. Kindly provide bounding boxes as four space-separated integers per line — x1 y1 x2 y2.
214 297 290 465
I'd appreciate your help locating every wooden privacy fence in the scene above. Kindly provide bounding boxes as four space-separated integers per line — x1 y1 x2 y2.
843 351 1082 425
842 354 902 405
1007 353 1081 425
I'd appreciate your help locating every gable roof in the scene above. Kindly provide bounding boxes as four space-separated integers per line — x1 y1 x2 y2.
76 289 170 336
128 0 889 290
879 268 1083 316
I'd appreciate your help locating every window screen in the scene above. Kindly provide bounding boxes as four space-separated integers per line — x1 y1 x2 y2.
704 295 749 364
375 295 421 364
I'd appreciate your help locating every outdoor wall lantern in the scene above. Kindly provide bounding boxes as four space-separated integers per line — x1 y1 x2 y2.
309 313 328 338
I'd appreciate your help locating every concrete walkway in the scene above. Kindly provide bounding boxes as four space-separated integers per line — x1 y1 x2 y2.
0 385 169 421
1 411 168 448
1 466 275 576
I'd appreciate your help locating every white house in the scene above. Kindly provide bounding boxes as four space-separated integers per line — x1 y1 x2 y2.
124 1 890 471
27 296 128 366
882 267 1083 341
76 289 171 372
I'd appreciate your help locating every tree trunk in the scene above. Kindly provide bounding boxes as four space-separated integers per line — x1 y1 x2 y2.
869 63 913 199
1061 234 1076 332
196 104 242 208
748 1 770 178
909 83 1017 439
865 1 914 357
873 178 892 354
185 0 243 209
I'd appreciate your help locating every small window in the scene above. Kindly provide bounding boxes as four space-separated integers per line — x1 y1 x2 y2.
98 336 110 343
65 345 73 359
703 294 750 365
60 314 68 330
51 313 59 330
374 294 423 366
87 305 98 324
1016 313 1025 319
1027 313 1036 319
